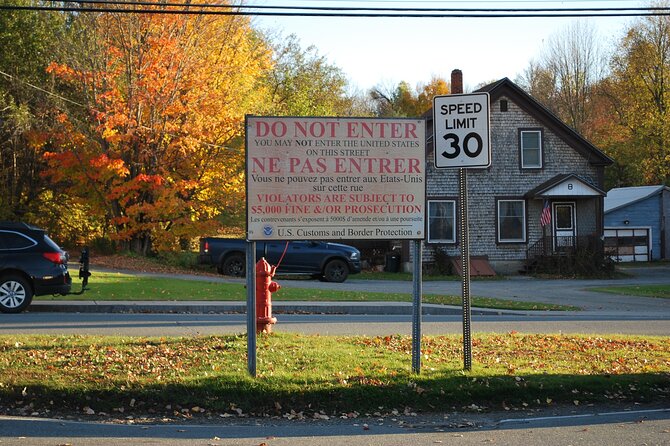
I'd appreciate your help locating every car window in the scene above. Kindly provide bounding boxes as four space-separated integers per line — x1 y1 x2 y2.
0 230 38 250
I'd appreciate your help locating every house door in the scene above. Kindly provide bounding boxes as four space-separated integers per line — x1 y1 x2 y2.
553 202 576 252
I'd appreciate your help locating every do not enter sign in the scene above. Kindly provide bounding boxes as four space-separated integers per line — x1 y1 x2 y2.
433 93 491 168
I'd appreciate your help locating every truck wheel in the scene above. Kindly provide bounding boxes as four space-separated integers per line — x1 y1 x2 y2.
322 259 348 283
221 254 246 277
0 275 33 313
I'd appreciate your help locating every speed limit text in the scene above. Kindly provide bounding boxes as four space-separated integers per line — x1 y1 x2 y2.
439 101 482 129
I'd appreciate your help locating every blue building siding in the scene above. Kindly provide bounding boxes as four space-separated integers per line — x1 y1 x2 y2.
605 195 662 260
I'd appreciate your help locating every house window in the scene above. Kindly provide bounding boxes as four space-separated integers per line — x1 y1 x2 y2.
497 199 526 243
520 130 542 168
428 200 456 243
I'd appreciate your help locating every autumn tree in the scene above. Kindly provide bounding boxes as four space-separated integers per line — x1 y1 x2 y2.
44 6 272 254
370 76 449 117
600 9 670 186
417 76 450 112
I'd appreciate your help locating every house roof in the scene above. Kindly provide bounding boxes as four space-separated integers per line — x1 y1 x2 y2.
425 78 612 166
525 173 606 199
604 185 670 213
474 78 613 166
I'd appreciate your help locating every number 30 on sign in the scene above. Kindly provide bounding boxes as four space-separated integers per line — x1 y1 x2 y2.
432 93 491 169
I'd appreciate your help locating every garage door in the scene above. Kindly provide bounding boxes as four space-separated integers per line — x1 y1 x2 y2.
604 228 651 262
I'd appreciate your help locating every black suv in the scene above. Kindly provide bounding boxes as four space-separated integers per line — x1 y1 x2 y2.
0 222 72 313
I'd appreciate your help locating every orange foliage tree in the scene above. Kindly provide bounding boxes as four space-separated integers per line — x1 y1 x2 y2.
43 7 271 253
370 76 450 118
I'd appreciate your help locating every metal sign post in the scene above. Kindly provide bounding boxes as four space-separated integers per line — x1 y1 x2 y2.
433 90 490 371
246 241 257 377
411 239 423 374
459 169 472 371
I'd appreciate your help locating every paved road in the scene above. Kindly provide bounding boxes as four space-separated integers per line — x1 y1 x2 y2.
28 264 670 318
10 264 667 337
3 312 669 336
2 263 665 337
279 265 670 315
1 407 668 446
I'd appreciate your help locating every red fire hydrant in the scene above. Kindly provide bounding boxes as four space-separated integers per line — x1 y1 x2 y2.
255 257 279 333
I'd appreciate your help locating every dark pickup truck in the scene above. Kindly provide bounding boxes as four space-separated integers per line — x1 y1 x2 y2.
199 238 362 283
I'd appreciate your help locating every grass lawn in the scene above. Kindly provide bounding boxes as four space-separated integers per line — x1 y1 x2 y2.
38 271 577 311
588 284 670 299
0 333 667 418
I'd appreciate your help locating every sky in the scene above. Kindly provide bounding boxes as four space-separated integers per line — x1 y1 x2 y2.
253 0 648 92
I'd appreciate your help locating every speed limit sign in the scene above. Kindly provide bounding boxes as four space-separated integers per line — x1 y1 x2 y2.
433 93 491 168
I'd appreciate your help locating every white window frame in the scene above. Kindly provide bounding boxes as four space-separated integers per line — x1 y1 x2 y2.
497 199 527 243
520 130 542 169
428 199 456 243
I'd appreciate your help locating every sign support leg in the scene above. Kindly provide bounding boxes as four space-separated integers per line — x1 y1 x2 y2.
411 239 423 374
246 241 257 377
459 168 473 371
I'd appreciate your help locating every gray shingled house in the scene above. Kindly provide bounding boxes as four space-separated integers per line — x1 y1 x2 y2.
417 77 614 274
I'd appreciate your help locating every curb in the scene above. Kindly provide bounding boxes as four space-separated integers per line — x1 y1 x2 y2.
29 301 521 316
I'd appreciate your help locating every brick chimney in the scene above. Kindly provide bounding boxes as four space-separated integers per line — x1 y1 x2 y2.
451 69 463 94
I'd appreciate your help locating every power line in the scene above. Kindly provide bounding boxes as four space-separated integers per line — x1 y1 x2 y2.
0 2 668 17
277 0 645 3
52 0 670 13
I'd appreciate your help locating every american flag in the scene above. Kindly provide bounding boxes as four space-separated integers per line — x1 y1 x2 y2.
540 200 551 227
